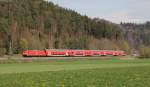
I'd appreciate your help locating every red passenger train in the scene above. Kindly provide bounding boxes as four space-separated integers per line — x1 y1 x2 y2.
22 49 126 57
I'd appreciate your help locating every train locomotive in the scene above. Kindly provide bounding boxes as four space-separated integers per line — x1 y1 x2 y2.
22 49 126 57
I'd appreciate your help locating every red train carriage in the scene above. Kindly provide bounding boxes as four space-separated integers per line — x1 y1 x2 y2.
74 50 85 56
99 50 107 56
119 51 126 56
46 49 66 56
92 50 100 56
112 51 124 56
22 50 47 57
65 50 75 56
84 50 94 56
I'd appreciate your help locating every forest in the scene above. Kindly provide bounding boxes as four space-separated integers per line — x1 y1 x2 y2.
0 0 149 57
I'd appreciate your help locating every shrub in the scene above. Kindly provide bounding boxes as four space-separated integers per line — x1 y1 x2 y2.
139 46 150 58
0 48 6 56
117 40 131 54
19 38 28 52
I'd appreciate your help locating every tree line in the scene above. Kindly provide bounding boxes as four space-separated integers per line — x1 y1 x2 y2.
1 0 149 58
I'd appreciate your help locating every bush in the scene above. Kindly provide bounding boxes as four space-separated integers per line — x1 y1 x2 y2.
19 38 28 52
139 46 150 58
117 40 131 54
0 48 6 56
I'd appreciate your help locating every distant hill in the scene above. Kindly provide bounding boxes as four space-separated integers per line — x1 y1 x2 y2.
0 0 149 55
121 22 150 48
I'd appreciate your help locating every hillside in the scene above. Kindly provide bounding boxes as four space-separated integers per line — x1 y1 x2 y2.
0 0 149 56
121 22 150 48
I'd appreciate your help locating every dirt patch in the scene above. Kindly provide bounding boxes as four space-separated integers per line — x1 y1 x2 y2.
119 57 135 60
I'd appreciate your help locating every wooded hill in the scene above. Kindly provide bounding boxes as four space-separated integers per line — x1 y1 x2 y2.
121 22 150 48
0 0 149 56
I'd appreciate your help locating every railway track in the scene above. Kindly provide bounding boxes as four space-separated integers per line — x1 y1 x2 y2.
0 56 114 61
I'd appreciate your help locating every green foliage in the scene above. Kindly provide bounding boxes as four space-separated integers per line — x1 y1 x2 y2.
139 46 150 58
0 48 6 56
117 40 131 54
121 41 130 53
19 38 28 52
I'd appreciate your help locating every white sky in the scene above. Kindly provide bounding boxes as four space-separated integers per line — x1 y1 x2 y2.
46 0 150 23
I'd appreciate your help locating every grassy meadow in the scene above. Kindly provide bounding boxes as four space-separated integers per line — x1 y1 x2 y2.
0 58 150 87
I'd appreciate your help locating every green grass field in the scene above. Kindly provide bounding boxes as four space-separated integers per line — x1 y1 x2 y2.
0 58 150 87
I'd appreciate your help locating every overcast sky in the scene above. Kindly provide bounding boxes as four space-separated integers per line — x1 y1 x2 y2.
46 0 150 23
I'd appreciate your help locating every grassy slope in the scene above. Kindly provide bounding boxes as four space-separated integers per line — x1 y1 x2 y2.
0 59 150 87
0 59 150 74
0 66 150 87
